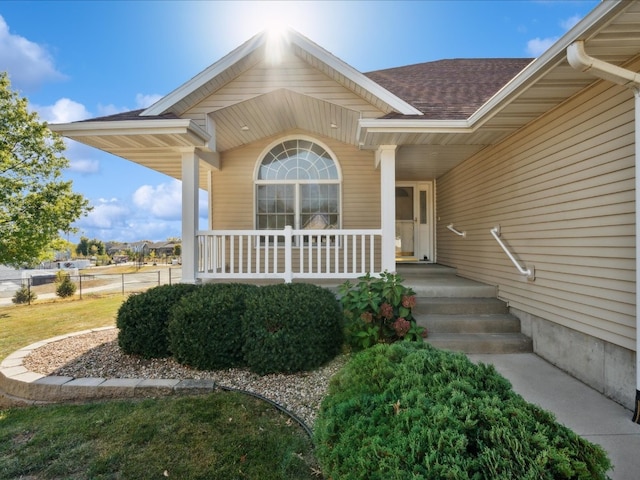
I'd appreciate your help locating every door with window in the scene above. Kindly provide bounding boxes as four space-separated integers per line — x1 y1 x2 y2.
395 182 433 262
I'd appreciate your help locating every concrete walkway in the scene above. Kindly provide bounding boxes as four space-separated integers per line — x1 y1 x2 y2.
469 353 640 480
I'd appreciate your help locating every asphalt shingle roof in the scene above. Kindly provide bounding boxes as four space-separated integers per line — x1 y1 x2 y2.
364 58 533 120
75 59 533 124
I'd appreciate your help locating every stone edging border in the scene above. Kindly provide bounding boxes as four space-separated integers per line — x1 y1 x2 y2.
0 327 315 440
0 327 216 405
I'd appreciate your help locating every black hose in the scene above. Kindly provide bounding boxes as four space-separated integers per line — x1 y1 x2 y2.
217 385 314 439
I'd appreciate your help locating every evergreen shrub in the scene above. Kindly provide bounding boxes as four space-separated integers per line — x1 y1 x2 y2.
168 283 259 370
314 342 611 480
12 284 36 304
242 283 343 375
116 283 199 358
55 271 76 298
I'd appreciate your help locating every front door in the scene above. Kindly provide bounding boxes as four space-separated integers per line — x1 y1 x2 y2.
395 182 434 262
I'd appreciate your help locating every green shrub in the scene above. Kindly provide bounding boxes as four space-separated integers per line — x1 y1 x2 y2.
116 283 199 358
55 271 76 298
242 283 343 375
168 283 259 370
338 271 424 350
314 342 611 480
12 284 36 304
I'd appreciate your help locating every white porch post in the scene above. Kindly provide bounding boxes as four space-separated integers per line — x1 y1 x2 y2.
378 145 397 273
181 150 199 284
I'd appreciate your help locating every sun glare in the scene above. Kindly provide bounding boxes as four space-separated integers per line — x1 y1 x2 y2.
265 23 290 65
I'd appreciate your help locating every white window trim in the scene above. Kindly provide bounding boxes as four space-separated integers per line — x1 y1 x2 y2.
253 135 343 236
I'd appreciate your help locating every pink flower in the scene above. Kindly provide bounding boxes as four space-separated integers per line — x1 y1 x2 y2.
402 295 416 309
361 312 373 324
380 302 394 319
392 318 411 337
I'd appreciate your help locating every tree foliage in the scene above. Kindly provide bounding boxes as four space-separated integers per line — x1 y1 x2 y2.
0 72 91 267
76 236 105 256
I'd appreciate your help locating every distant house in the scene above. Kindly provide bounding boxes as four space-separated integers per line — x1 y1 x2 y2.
52 1 640 413
149 241 178 258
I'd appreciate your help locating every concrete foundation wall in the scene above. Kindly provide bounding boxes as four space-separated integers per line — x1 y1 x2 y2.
512 307 636 410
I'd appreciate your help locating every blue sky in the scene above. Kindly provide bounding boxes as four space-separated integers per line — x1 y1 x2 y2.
0 0 599 244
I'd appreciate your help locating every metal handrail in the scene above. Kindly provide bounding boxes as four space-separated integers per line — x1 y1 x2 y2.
447 224 466 237
490 226 534 280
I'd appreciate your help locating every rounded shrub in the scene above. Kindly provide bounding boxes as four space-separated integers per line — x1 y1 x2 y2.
116 283 199 358
314 342 611 480
168 283 259 370
242 283 343 375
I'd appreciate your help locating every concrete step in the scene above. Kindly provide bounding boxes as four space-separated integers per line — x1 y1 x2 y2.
414 297 508 315
416 314 521 334
397 264 458 277
410 280 497 298
425 333 533 354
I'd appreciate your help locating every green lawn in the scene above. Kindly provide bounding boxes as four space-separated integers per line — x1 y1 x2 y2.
0 294 121 360
0 294 321 479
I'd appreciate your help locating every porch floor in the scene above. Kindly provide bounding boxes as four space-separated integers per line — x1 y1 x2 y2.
291 263 497 298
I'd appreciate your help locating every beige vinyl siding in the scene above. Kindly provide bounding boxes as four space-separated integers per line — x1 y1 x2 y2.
437 70 636 351
184 51 385 122
210 129 380 226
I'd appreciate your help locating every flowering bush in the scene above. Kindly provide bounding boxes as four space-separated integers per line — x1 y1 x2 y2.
338 271 425 350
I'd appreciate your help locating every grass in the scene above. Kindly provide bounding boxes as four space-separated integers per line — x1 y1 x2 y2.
0 393 318 479
0 294 122 360
0 294 321 479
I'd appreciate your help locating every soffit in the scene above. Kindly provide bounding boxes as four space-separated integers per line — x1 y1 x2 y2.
50 120 213 187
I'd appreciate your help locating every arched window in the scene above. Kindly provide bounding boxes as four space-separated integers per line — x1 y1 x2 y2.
256 139 341 232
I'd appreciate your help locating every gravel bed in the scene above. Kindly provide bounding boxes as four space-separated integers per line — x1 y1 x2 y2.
23 328 347 426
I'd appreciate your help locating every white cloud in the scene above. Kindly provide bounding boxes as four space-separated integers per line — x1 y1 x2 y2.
68 159 100 174
526 14 585 58
135 93 163 109
0 15 65 90
526 37 557 57
96 103 128 117
71 188 208 243
133 181 183 220
80 200 131 229
133 180 208 221
33 98 91 123
561 15 582 31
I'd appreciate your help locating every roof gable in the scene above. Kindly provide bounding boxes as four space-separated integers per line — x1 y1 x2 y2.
143 28 422 118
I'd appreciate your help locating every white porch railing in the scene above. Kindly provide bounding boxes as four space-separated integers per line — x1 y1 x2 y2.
197 226 383 282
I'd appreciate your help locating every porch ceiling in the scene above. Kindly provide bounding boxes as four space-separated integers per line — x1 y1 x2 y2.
210 89 362 152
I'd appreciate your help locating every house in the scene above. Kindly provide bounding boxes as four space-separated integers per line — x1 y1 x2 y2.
51 0 640 415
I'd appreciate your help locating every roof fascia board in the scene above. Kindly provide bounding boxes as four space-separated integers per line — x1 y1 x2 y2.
141 32 267 117
467 0 626 126
290 31 423 116
358 118 471 133
50 119 210 144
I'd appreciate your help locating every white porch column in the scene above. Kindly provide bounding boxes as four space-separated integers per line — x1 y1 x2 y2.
181 150 199 284
377 145 397 273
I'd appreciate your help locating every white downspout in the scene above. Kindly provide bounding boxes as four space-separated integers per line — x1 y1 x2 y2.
567 40 640 423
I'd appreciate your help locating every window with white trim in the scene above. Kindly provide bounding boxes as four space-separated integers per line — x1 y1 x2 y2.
256 139 340 234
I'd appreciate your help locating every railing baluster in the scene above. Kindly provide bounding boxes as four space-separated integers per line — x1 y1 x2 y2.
370 234 375 272
246 235 251 274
